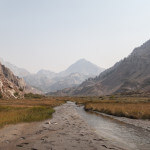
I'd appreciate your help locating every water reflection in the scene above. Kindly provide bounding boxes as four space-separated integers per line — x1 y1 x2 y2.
76 105 150 150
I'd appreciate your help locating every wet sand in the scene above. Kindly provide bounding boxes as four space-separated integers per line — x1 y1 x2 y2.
0 102 126 150
110 115 150 131
93 111 150 131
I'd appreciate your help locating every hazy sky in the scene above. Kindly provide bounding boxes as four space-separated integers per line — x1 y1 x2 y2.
0 0 150 73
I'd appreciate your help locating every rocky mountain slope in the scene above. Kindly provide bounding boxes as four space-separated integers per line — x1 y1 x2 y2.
47 73 90 92
24 70 56 92
58 59 104 77
0 58 30 77
0 62 26 98
24 59 104 92
49 40 150 96
0 58 104 93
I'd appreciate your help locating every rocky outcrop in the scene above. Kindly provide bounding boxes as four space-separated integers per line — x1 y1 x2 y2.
0 62 26 99
50 39 150 96
0 58 30 77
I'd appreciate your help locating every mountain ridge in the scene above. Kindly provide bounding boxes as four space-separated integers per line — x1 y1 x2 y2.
0 58 30 77
49 39 150 96
1 58 105 93
24 59 105 92
58 59 104 77
0 62 26 98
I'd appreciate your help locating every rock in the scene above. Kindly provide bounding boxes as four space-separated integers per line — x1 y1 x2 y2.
0 62 25 99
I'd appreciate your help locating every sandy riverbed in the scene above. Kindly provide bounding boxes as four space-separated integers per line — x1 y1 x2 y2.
93 111 150 131
0 102 127 150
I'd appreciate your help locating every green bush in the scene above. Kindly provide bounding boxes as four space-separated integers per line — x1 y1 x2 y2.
109 95 115 100
19 88 24 92
24 93 45 99
0 92 3 99
14 92 19 97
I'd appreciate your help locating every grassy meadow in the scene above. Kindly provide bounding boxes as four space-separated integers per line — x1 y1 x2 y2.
0 94 150 128
0 96 66 128
68 94 150 119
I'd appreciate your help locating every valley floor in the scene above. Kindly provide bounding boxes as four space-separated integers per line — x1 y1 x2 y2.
0 102 126 150
101 112 150 131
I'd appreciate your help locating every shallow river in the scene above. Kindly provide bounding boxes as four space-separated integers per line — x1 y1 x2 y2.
74 103 150 150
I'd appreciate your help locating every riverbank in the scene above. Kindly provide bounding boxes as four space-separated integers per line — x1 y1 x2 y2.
69 95 150 119
85 102 150 119
0 98 65 128
98 112 150 131
0 102 126 150
76 104 150 150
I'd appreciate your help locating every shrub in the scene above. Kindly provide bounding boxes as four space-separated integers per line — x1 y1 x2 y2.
24 93 45 99
14 92 19 97
0 92 3 99
109 95 115 100
19 88 24 92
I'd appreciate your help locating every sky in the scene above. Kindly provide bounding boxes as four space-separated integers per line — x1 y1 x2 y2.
0 0 150 73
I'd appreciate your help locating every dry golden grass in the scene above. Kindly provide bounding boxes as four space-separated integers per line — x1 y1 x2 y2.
0 95 150 128
0 97 66 128
85 102 150 119
68 95 150 119
0 97 66 107
0 106 54 128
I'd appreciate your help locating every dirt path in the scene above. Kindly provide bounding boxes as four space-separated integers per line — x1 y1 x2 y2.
0 102 126 150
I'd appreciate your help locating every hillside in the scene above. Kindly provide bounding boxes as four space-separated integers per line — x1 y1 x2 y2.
0 62 26 98
47 73 90 92
58 59 104 77
24 59 105 92
24 72 55 92
49 40 150 96
0 58 30 77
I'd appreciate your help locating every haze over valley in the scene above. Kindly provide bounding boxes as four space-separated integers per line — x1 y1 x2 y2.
0 58 105 93
50 40 150 96
0 1 150 150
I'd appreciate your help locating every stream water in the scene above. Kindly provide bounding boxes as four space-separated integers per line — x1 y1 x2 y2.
74 103 150 150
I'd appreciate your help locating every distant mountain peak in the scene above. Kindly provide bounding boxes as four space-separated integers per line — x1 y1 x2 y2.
73 58 94 64
59 59 105 77
76 58 88 62
50 39 150 96
37 69 55 74
1 57 105 93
